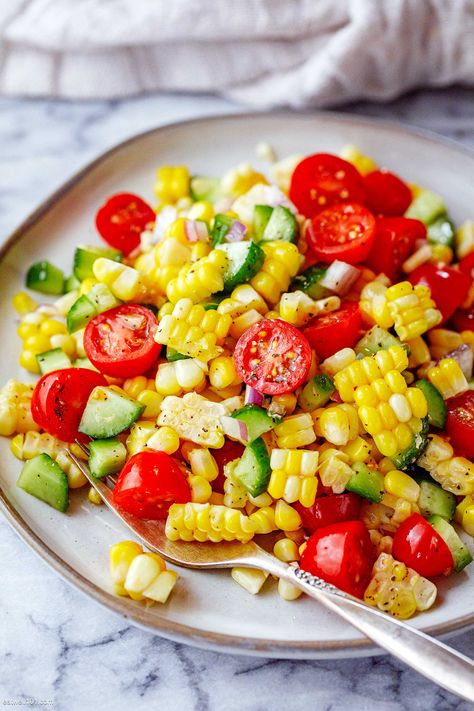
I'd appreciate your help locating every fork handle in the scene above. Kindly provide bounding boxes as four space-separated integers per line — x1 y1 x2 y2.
246 550 474 702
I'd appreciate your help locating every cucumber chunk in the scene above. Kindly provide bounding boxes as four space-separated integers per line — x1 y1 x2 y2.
428 514 473 572
211 214 233 247
67 295 97 333
259 206 298 243
73 245 122 281
217 241 265 292
290 265 329 300
427 214 455 247
26 261 65 295
233 437 271 497
79 386 145 439
36 348 72 375
88 439 127 478
415 379 447 429
74 357 98 371
253 205 274 241
190 175 221 203
64 274 81 292
355 326 406 357
346 462 384 503
298 374 335 411
17 454 69 512
405 189 446 225
392 417 429 470
230 405 281 444
418 479 456 520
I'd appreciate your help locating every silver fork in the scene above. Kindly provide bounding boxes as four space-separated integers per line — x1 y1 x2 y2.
68 446 474 702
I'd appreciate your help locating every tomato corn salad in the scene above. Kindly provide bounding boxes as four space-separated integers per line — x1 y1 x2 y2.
3 145 474 616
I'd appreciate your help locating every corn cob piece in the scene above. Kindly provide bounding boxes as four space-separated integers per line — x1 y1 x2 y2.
231 567 269 595
248 505 278 534
11 431 87 488
426 358 468 399
318 445 353 493
165 502 256 543
278 291 341 328
110 541 177 603
455 220 474 259
268 448 318 507
221 163 268 199
155 359 207 396
157 392 226 448
166 249 227 304
0 380 39 436
273 413 316 449
313 403 359 446
217 284 268 319
417 435 474 496
223 460 248 509
251 241 302 305
364 553 437 619
93 258 154 302
154 165 190 204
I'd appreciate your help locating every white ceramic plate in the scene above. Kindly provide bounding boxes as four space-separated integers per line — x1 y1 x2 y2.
1 112 474 659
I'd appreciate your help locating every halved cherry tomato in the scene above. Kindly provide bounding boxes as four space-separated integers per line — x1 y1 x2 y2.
300 520 375 598
95 192 155 255
306 203 376 265
112 450 191 519
210 440 245 494
294 493 362 534
84 304 161 378
234 318 312 395
392 513 454 578
409 264 472 324
459 252 474 278
303 302 361 360
289 154 365 218
366 217 426 282
31 368 107 442
363 170 412 216
451 306 474 333
446 390 474 459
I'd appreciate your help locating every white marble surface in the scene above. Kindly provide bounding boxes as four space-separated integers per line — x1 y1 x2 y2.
1 88 474 711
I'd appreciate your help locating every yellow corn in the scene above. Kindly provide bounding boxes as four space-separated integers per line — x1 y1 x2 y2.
274 500 302 531
339 145 377 175
249 505 278 534
155 359 207 396
407 337 431 368
13 292 39 315
154 165 190 204
165 502 256 543
430 244 453 265
136 390 163 419
274 538 300 562
88 487 103 506
334 346 409 401
209 356 241 389
125 420 158 456
157 392 225 448
278 579 303 601
223 460 248 509
279 291 340 327
189 475 212 504
313 403 359 446
251 241 302 305
360 280 394 328
268 448 318 507
402 244 432 273
318 445 353 493
0 380 39 436
364 553 437 619
110 541 177 603
231 567 269 595
340 436 372 463
217 284 268 319
221 163 267 198
93 258 153 302
384 470 420 503
166 249 227 304
273 413 316 449
361 500 397 534
145 426 180 454
461 505 474 536
122 376 150 399
11 431 88 488
427 358 468 399
188 447 219 482
321 348 357 376
455 220 474 259
455 495 474 525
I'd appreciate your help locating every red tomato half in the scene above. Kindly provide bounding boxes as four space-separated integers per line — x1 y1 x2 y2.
409 264 472 324
112 450 191 519
363 170 412 216
294 493 362 534
303 302 361 360
210 440 245 494
300 520 376 598
31 368 107 442
451 306 474 333
234 319 312 395
84 304 161 378
306 203 376 265
289 154 365 218
366 217 426 282
95 192 155 255
446 391 474 459
392 513 454 578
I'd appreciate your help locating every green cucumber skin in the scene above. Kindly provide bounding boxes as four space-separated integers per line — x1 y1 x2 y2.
211 214 233 247
36 348 72 375
355 326 405 357
190 176 220 203
79 387 145 439
427 214 455 247
259 205 298 243
218 241 265 292
88 439 127 478
17 454 69 512
415 379 447 429
65 274 81 292
346 462 384 503
290 265 328 300
233 437 271 497
418 479 456 521
166 346 190 362
298 374 335 411
253 205 274 241
392 417 429 470
405 190 446 225
428 514 473 572
231 405 281 444
26 261 65 295
67 294 97 333
73 246 122 282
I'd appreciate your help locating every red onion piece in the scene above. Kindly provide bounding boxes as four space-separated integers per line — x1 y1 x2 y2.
244 385 264 407
220 415 249 442
443 344 473 380
320 260 360 296
226 220 248 242
330 390 343 403
185 220 209 242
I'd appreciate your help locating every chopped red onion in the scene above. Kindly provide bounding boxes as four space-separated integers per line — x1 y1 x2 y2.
330 390 343 403
220 415 249 442
443 344 473 380
244 385 264 407
185 220 209 242
226 220 248 242
320 261 360 296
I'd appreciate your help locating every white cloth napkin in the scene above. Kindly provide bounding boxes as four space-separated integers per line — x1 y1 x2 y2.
1 0 473 107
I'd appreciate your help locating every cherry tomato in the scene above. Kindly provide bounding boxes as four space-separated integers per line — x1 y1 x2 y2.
294 493 362 534
303 302 361 360
446 391 474 459
363 170 412 216
366 217 426 282
459 252 474 279
84 304 161 378
31 368 107 443
95 192 155 255
451 306 474 333
112 450 191 519
392 513 454 578
409 264 472 324
289 153 365 218
306 203 376 265
234 318 312 395
210 440 245 494
300 520 376 598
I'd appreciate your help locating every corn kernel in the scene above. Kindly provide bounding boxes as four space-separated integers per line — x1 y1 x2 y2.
146 426 180 454
278 579 303 601
231 567 269 595
274 538 299 562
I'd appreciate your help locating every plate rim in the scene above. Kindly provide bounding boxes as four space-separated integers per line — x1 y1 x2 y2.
2 108 474 657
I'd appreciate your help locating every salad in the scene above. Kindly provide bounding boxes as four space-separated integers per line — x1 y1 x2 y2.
1 145 474 616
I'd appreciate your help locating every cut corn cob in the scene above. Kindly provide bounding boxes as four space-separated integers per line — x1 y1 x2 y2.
0 380 39 436
217 284 268 319
11 431 88 489
155 359 207 396
278 291 340 328
166 249 227 304
93 258 153 302
231 567 269 595
273 413 316 449
110 541 178 603
223 460 248 509
321 348 356 376
268 448 319 507
165 502 256 543
157 392 226 448
426 358 468 399
455 220 474 259
251 241 302 305
318 445 353 493
249 505 278 534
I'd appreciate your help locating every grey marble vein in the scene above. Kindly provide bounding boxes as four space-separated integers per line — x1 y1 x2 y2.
0 87 474 711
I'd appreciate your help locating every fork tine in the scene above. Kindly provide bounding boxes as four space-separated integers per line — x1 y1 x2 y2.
66 448 114 505
74 439 90 456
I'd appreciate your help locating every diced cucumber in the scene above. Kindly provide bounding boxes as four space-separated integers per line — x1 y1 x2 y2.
73 245 122 282
233 437 271 497
418 479 456 520
290 265 329 300
405 189 446 225
427 214 455 247
298 374 335 411
211 214 233 247
190 175 221 203
67 295 97 333
79 386 145 439
355 326 406 357
36 348 72 375
217 241 265 292
346 462 384 503
392 417 429 470
17 454 68 512
88 439 127 478
74 357 98 371
230 405 281 444
253 205 274 241
415 379 447 429
259 206 298 243
428 514 473 572
87 283 120 312
166 346 190 362
26 261 65 295
203 301 220 310
64 274 81 292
